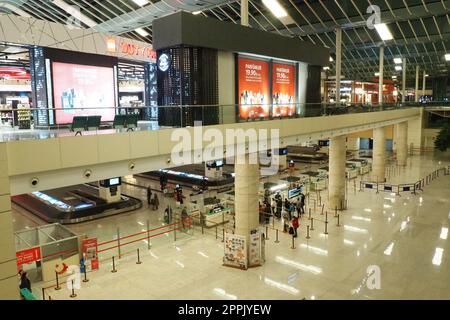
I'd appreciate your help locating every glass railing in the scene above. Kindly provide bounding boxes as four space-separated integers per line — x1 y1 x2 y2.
0 102 446 142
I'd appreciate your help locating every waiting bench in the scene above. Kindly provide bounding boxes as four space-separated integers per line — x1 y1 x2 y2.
70 116 102 136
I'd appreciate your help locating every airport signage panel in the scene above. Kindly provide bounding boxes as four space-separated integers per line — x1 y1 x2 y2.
16 247 41 268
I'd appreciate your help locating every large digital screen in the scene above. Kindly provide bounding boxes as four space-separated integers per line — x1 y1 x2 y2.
52 62 116 124
272 62 296 117
238 57 270 119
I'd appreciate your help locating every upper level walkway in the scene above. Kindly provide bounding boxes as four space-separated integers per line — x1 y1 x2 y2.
0 103 426 195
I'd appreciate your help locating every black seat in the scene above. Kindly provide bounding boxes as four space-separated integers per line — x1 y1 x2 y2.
70 116 88 136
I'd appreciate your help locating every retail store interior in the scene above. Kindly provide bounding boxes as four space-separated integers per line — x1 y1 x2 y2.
0 0 449 303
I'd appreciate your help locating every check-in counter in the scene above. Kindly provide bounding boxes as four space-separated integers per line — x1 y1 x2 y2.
299 171 327 191
347 159 370 175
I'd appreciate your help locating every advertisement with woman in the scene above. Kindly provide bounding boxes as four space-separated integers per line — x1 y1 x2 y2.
272 62 296 117
238 57 270 120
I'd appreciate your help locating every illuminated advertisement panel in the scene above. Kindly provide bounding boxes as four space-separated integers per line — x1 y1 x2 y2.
272 62 296 117
52 62 116 124
238 57 270 119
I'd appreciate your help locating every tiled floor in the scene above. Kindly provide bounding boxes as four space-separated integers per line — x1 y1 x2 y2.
12 153 450 300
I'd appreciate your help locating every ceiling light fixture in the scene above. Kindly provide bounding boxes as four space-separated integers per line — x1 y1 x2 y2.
394 58 403 64
132 0 149 6
374 23 393 41
52 0 97 28
395 66 402 71
193 11 202 15
445 54 450 61
135 27 149 37
262 0 288 18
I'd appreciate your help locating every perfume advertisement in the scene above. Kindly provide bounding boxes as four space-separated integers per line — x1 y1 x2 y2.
272 62 296 117
238 57 270 119
52 62 116 124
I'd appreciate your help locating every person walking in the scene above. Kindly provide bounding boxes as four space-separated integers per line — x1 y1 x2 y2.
19 272 31 299
296 199 302 217
291 216 299 238
181 206 189 230
152 193 159 211
146 186 152 206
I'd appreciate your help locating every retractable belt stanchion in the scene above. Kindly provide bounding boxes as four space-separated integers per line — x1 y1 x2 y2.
265 226 269 240
337 214 341 227
111 256 117 273
42 288 46 301
308 208 312 220
136 248 142 265
324 211 329 235
275 229 279 243
306 225 311 239
222 229 225 243
310 218 315 231
321 204 324 215
83 267 89 283
70 280 77 298
55 271 61 290
291 235 296 249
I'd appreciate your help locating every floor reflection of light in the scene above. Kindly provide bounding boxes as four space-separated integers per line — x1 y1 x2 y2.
138 221 144 226
432 248 444 266
344 225 368 234
275 256 322 274
150 251 159 259
364 208 372 212
311 296 316 300
400 221 407 231
384 204 392 209
384 242 395 256
356 250 360 256
352 216 372 222
440 227 448 240
264 277 300 295
299 244 328 256
213 288 237 300
198 251 209 258
175 260 185 268
344 239 355 246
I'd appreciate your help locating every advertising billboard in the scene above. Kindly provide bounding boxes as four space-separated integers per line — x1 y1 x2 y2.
238 57 270 119
272 62 296 117
52 62 116 124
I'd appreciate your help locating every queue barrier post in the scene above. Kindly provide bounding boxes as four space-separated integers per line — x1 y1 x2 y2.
291 235 296 249
111 256 117 273
275 229 280 243
215 225 218 240
265 226 269 240
70 280 77 298
324 221 329 235
337 214 341 227
83 267 89 283
335 206 338 218
308 208 312 220
310 218 315 231
321 204 324 215
136 248 142 265
42 288 45 301
55 271 61 291
306 226 311 240
222 228 225 243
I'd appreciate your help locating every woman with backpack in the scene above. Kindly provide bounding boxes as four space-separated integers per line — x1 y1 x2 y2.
291 216 300 238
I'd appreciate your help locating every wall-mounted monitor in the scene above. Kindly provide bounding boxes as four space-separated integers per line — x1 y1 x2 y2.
100 177 122 188
288 187 302 199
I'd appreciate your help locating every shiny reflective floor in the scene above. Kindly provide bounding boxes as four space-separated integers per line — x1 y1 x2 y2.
12 153 450 300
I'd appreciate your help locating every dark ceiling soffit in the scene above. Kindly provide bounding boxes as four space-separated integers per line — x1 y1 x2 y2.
153 11 330 66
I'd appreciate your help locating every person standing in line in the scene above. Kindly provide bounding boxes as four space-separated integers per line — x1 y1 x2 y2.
291 216 299 238
300 192 306 215
276 198 283 219
296 199 302 217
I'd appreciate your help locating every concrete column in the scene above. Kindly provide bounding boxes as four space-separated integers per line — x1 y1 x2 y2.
402 59 407 103
373 127 386 183
241 0 249 26
0 143 19 299
422 71 427 98
335 28 342 104
328 136 346 210
415 66 420 102
378 46 384 105
346 137 359 152
396 122 408 166
234 153 261 264
351 81 356 103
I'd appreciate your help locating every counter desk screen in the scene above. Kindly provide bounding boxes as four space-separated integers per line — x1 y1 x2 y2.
100 177 122 188
52 62 116 124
